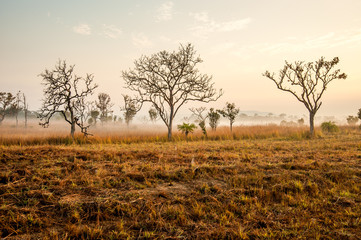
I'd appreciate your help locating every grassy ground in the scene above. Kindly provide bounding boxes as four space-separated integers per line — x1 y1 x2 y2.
0 127 361 239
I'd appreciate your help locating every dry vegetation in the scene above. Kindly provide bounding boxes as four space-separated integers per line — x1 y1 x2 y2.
0 125 361 239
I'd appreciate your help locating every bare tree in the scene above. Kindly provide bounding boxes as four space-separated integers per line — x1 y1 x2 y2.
0 92 15 124
96 93 114 124
121 95 140 127
22 93 29 128
12 91 23 127
207 108 221 131
263 57 346 136
190 107 208 137
74 97 93 136
122 43 222 140
218 102 240 132
38 60 98 139
85 101 99 126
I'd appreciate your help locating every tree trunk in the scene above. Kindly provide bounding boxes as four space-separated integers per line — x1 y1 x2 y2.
168 106 174 141
167 123 172 141
71 122 76 140
24 109 27 128
309 112 315 137
70 110 76 140
23 94 28 128
230 120 233 132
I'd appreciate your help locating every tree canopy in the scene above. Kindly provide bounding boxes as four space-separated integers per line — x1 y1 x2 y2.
264 57 346 136
122 43 222 140
38 60 98 139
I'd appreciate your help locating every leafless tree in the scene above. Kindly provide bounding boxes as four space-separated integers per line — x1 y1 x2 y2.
121 94 140 127
84 101 99 126
74 97 93 136
38 60 98 139
0 92 15 124
263 57 346 136
218 102 240 132
96 93 114 124
22 93 29 128
122 43 222 140
12 91 23 127
190 107 208 137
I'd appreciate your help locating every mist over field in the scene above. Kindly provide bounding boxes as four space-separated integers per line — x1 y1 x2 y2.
0 112 348 139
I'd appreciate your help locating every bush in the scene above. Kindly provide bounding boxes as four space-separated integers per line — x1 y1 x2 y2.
346 115 358 126
321 121 339 133
177 123 197 138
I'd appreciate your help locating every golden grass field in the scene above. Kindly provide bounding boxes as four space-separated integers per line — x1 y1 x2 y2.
0 124 360 239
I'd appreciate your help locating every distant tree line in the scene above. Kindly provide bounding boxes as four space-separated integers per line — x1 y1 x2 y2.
0 91 33 127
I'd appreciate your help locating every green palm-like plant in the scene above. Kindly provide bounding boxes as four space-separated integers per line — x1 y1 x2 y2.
177 123 197 139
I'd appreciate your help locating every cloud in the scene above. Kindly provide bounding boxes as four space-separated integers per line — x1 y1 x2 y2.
218 28 361 59
259 29 361 55
191 11 209 23
73 24 91 35
156 1 174 21
189 12 251 38
132 33 152 48
102 24 122 39
218 18 251 32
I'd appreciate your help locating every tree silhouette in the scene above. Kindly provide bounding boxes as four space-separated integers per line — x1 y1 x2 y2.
346 116 358 126
122 43 222 140
190 107 208 137
121 95 140 127
148 107 158 123
264 57 346 136
22 92 29 128
218 102 240 132
38 60 98 139
207 108 221 131
96 93 113 124
12 91 23 127
0 92 15 124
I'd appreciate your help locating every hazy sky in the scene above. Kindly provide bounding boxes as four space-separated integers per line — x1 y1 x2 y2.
1 0 360 119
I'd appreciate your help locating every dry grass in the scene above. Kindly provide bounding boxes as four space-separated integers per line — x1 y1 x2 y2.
0 121 319 146
0 125 361 239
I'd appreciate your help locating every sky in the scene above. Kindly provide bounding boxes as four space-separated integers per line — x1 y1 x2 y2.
1 0 361 120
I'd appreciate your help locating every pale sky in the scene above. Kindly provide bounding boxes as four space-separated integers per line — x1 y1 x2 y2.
1 0 360 119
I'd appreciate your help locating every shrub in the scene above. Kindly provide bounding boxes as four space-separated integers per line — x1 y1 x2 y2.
177 123 197 139
321 121 339 133
346 115 358 126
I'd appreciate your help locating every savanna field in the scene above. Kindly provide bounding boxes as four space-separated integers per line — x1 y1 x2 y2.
1 125 361 239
